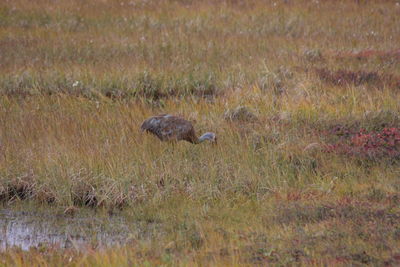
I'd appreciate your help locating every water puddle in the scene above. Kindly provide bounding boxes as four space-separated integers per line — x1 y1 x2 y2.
0 209 157 251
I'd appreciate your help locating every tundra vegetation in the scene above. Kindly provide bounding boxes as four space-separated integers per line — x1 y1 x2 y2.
1 0 400 265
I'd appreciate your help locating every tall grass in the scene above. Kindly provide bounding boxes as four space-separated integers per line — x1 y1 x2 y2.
1 0 400 265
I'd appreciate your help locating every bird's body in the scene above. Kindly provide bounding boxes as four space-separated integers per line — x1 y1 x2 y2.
141 114 216 144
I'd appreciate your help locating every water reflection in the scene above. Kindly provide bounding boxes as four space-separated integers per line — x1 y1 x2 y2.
0 209 145 250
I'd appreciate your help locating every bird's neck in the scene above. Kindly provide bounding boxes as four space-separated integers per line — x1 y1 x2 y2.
197 133 210 143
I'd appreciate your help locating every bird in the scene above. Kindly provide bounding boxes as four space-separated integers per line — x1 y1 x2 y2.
141 114 217 144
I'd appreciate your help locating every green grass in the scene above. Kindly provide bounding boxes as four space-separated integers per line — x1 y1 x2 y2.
1 0 400 265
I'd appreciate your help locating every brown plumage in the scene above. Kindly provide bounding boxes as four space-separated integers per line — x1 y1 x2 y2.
141 114 216 144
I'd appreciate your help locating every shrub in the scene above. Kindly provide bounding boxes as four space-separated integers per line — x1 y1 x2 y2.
325 128 400 160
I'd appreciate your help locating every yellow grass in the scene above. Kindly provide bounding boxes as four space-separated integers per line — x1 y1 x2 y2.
1 0 400 265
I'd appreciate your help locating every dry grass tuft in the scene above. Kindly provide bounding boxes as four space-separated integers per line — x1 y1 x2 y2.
5 174 36 202
315 68 400 89
1 0 400 265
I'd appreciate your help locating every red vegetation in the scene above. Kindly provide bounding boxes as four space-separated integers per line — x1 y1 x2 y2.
325 128 400 160
315 68 400 88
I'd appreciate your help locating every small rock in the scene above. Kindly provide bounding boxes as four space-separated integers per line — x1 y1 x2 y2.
304 49 323 62
224 106 258 122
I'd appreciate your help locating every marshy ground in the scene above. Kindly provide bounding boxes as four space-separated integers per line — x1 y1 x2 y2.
1 0 400 265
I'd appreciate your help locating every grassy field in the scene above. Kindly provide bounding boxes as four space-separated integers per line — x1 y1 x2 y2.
1 0 400 265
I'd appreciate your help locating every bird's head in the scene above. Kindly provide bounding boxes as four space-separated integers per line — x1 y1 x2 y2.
199 132 217 144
